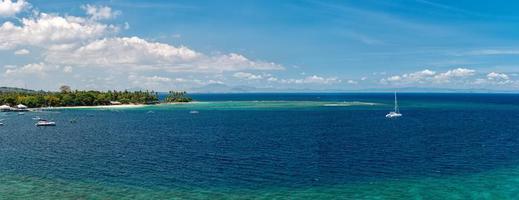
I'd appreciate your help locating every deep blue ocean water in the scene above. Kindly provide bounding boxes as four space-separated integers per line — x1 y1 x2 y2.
1 93 519 199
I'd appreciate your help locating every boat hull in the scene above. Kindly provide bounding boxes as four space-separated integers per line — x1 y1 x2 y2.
386 112 402 118
36 122 56 126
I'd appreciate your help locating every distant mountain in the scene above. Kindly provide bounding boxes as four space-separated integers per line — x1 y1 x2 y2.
0 87 35 93
190 84 519 93
191 83 235 93
355 87 514 93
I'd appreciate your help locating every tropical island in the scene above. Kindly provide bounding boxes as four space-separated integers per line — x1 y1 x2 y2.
0 86 193 108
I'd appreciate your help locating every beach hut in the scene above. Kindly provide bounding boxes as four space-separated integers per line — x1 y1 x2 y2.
0 105 11 112
110 101 122 105
16 104 28 109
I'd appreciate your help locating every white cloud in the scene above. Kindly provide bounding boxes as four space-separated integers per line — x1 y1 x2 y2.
63 66 72 73
126 74 218 90
45 36 283 73
347 80 358 84
381 68 475 85
13 48 29 55
433 68 475 83
129 74 172 83
301 75 340 84
387 69 436 84
267 77 278 82
474 72 513 85
0 12 118 49
233 72 263 80
81 4 120 20
270 75 341 85
4 62 60 77
0 2 283 90
384 75 401 82
487 72 509 80
0 0 28 17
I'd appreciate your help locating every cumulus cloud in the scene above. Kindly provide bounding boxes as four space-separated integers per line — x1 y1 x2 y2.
4 62 60 77
81 4 120 20
433 68 475 83
128 74 172 84
0 2 284 90
381 69 435 84
62 66 72 73
45 36 283 72
232 73 342 85
473 72 514 85
381 68 476 85
0 0 28 17
302 75 341 84
13 48 29 55
126 74 218 90
233 72 263 80
0 12 118 49
347 80 358 84
267 75 340 85
487 72 509 80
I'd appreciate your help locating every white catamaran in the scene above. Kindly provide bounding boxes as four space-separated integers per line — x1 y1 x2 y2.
386 92 402 118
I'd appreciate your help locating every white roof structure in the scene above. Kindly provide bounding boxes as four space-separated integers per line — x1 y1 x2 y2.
110 101 122 105
17 104 28 109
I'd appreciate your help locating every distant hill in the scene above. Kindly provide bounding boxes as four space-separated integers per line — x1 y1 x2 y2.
190 84 519 93
0 87 35 93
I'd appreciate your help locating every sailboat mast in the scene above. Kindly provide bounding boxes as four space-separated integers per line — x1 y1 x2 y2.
394 91 398 113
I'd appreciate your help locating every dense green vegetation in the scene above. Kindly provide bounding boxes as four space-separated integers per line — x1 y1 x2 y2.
0 90 160 108
0 85 191 108
165 91 193 103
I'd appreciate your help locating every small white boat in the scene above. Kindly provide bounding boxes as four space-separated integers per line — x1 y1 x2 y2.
386 92 402 118
189 110 199 114
18 112 25 115
36 120 56 126
32 116 42 120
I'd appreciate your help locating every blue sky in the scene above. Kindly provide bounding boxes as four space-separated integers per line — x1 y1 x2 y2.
1 0 519 91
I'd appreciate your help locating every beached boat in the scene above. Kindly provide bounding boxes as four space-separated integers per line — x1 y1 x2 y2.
13 104 30 112
36 120 56 126
386 92 402 118
0 105 11 112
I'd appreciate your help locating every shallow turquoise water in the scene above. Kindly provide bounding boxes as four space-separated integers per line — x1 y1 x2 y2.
2 166 519 199
2 93 519 199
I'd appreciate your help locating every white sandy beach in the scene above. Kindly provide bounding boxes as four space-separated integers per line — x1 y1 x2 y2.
42 104 149 110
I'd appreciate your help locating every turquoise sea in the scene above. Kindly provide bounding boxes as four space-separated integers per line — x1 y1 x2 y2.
1 93 519 199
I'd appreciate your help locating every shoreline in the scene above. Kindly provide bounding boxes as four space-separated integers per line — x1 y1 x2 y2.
3 100 384 111
38 104 150 110
37 102 196 110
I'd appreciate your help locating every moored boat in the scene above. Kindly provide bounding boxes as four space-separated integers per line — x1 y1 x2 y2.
36 120 56 126
386 92 402 118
